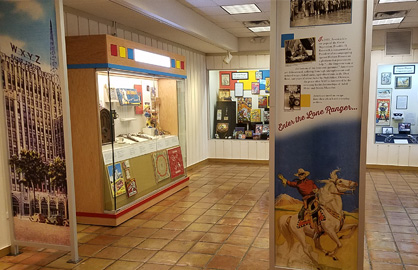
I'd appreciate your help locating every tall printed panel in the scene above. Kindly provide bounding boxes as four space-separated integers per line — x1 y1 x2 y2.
0 0 70 246
271 1 370 269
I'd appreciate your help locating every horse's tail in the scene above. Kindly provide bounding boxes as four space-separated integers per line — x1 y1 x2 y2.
278 215 294 251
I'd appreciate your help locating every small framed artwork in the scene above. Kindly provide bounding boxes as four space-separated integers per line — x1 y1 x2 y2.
393 65 415 74
251 82 260 94
381 72 391 85
218 89 231 100
382 127 393 135
221 73 230 86
395 76 411 89
235 82 244 97
245 130 253 138
255 71 262 80
217 109 222 120
396 95 408 109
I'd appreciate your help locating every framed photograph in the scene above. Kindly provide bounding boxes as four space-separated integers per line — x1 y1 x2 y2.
381 72 391 85
218 89 231 100
232 72 249 80
285 37 316 64
377 88 391 99
393 65 415 74
221 73 230 86
382 127 393 135
217 109 222 120
395 76 411 89
245 130 253 138
258 95 268 108
396 95 408 109
234 82 244 97
284 85 301 111
251 82 260 94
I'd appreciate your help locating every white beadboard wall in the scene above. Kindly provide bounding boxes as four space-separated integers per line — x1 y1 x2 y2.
206 54 270 160
64 8 208 167
367 49 418 167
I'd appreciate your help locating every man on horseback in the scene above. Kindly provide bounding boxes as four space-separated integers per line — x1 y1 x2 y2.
278 168 320 233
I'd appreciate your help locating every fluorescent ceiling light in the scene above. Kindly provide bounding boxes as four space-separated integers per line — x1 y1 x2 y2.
373 17 404 25
248 26 270 32
134 49 171 68
379 0 416 3
221 4 261 15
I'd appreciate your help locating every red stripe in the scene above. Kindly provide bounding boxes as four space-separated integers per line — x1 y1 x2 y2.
76 177 189 219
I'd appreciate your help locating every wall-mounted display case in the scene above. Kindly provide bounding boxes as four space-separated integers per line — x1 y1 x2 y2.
66 35 188 226
375 64 418 144
209 70 270 140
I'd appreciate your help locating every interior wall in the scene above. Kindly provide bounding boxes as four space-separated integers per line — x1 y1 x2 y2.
63 7 208 167
367 49 418 167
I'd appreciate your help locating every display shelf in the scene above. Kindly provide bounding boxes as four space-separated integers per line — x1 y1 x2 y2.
120 118 136 122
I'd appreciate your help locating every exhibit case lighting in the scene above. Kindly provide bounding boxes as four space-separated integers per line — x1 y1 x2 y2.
134 49 171 68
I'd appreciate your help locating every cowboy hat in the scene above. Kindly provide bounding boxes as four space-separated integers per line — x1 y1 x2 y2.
294 168 310 177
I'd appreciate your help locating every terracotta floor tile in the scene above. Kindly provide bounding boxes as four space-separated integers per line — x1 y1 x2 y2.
239 218 265 228
176 253 212 268
370 262 404 270
211 204 232 211
103 226 135 236
252 237 269 249
200 233 229 243
77 233 98 244
226 235 255 246
173 215 200 222
137 239 170 250
233 226 261 237
163 221 192 230
105 260 142 270
147 251 183 265
127 228 158 238
46 255 84 269
237 258 269 270
189 242 221 254
5 264 41 270
93 246 131 260
119 219 147 227
216 218 242 226
185 223 213 232
72 257 114 270
398 242 418 254
369 250 401 264
390 226 417 234
77 244 105 257
152 212 180 222
138 263 171 270
86 235 121 246
401 253 418 265
150 229 182 240
195 215 221 224
217 244 248 258
175 231 204 242
163 240 195 253
0 262 14 270
141 220 170 229
111 236 145 248
206 255 241 270
244 247 269 261
120 249 157 262
170 266 201 270
209 225 237 234
405 265 418 270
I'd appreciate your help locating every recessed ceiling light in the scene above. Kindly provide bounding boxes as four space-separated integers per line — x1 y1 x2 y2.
379 0 416 3
221 4 261 15
372 17 404 25
248 26 270 32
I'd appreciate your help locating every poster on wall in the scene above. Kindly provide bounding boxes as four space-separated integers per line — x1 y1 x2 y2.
0 0 73 247
272 1 368 269
107 163 127 197
376 99 391 126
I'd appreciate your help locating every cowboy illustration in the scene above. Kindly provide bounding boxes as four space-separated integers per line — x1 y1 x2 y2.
278 168 320 231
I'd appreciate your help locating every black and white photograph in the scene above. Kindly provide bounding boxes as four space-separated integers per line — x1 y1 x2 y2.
284 85 302 111
221 73 230 86
381 72 392 85
285 37 316 64
290 0 352 27
382 127 393 135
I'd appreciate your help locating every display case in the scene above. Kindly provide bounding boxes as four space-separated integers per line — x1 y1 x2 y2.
375 64 418 144
66 35 188 226
209 70 270 140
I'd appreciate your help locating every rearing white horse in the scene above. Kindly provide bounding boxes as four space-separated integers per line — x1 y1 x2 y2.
277 169 358 267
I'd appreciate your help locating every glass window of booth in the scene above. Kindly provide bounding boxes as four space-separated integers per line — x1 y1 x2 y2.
375 64 418 144
97 69 187 212
209 70 270 140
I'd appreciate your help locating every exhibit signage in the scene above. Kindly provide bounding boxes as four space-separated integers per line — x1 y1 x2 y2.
270 0 370 269
0 0 78 257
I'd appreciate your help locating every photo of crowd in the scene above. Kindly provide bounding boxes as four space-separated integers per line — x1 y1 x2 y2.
290 0 352 27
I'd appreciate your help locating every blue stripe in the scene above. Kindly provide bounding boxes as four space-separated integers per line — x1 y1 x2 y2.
67 63 187 79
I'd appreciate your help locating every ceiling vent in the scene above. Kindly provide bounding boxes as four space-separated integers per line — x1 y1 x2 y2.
386 30 411 56
243 20 270 27
374 10 407 20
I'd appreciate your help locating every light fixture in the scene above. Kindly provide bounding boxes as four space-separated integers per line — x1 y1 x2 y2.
221 4 261 15
379 0 416 3
372 17 404 25
223 51 233 64
248 26 271 32
134 49 171 68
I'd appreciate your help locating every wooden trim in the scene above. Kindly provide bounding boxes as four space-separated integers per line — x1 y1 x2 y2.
0 246 10 258
366 164 418 171
207 158 269 165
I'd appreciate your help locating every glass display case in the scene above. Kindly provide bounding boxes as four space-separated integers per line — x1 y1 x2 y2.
98 69 187 212
375 64 418 144
209 70 270 140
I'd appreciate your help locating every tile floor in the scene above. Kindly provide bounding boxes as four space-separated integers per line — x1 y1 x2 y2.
0 163 417 270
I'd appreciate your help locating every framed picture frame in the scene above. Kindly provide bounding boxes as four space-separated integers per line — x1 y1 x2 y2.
251 82 260 94
221 73 230 86
395 76 411 89
234 82 244 97
396 95 408 109
393 65 415 74
382 127 393 135
255 71 262 80
232 72 249 80
381 72 391 85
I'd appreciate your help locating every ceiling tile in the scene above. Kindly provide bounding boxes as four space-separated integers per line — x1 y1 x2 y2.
375 2 417 12
255 2 270 12
183 0 218 7
217 21 245 28
194 6 227 15
402 15 418 22
226 27 253 34
210 14 240 22
232 13 269 21
212 0 255 5
407 7 418 16
400 21 418 27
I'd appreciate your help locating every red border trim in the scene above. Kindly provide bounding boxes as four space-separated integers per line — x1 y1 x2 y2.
76 177 189 219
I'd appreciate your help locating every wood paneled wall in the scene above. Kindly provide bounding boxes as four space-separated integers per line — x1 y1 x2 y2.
64 7 208 167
